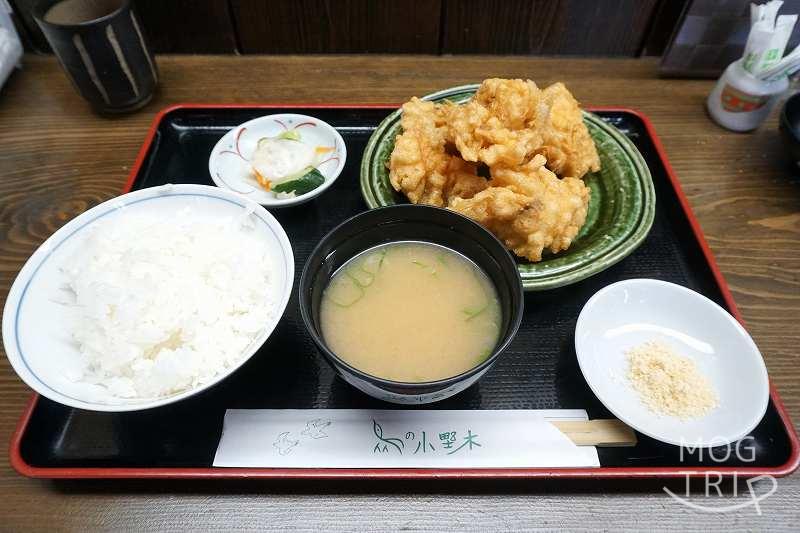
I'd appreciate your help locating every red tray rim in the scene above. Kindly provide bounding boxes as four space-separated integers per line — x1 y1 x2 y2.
8 104 799 480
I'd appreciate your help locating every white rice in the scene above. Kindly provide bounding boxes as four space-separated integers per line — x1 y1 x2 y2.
59 206 277 399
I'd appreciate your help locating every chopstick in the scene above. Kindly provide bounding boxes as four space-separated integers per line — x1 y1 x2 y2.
552 419 638 447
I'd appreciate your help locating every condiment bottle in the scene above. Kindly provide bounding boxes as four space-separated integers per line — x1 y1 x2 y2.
707 59 789 132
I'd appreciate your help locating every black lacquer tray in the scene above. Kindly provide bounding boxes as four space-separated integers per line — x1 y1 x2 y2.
10 105 799 479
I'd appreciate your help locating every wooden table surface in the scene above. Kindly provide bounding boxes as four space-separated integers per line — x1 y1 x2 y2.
0 55 798 531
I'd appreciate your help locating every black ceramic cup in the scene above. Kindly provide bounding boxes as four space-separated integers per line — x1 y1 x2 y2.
299 205 524 404
33 0 158 114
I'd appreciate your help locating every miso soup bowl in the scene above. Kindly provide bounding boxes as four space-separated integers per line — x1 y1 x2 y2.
299 205 524 404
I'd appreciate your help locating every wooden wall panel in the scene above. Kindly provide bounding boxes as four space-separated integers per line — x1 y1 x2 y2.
442 0 660 56
8 0 238 53
542 0 660 55
642 0 690 56
132 0 237 53
231 0 442 53
441 0 557 54
9 0 683 56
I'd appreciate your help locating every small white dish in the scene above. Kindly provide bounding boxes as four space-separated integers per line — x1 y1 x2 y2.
208 113 347 208
2 184 294 412
575 279 769 447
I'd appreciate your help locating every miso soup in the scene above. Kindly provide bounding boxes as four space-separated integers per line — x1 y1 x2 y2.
320 241 501 382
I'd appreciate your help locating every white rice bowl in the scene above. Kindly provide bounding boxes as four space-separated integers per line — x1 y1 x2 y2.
2 184 294 411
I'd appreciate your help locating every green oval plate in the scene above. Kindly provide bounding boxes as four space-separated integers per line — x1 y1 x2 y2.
360 84 655 291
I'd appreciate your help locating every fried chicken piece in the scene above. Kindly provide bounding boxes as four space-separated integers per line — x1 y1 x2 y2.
533 82 601 178
474 78 539 128
444 79 542 168
389 98 450 205
442 156 488 200
449 159 590 262
389 98 487 206
491 159 590 256
449 186 531 224
388 79 596 263
444 79 600 178
489 154 549 196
